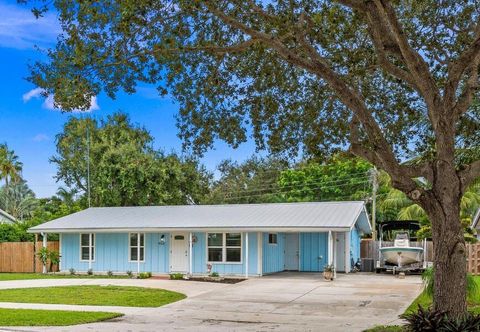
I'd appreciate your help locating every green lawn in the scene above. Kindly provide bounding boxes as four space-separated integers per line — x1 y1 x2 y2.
364 276 480 332
0 308 122 326
0 273 130 281
0 285 186 307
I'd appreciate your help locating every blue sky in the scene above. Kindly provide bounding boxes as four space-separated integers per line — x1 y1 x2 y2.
0 1 257 198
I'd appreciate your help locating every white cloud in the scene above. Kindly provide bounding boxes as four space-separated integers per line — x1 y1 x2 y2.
33 134 49 142
0 2 61 50
22 87 44 102
23 87 100 113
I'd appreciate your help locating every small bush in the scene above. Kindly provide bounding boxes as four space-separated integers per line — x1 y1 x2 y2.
107 270 114 277
126 270 133 278
210 272 219 277
87 268 93 276
401 306 480 332
138 272 151 279
69 268 76 275
169 273 184 280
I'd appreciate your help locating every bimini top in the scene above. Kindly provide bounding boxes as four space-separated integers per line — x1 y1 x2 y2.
28 201 371 234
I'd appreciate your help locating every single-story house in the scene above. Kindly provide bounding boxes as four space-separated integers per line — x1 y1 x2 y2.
0 208 16 224
28 201 371 277
472 208 480 239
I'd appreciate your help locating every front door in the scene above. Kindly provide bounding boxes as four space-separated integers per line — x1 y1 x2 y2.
170 233 189 273
335 232 346 272
284 233 299 270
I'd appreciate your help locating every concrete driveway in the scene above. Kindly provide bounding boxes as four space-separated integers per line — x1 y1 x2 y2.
0 273 422 332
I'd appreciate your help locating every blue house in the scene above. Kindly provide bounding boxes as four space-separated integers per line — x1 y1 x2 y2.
29 201 371 277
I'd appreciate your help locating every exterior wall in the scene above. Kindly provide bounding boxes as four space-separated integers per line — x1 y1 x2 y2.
61 233 170 273
262 233 286 274
299 232 328 272
192 232 259 276
350 227 361 265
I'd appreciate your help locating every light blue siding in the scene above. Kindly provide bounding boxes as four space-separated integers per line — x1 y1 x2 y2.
192 232 259 276
350 227 361 265
299 232 328 272
262 233 285 274
61 233 169 273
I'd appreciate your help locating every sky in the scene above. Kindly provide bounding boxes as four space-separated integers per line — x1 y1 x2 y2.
0 1 257 198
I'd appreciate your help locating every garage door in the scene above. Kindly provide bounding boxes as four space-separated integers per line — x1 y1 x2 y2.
300 233 328 272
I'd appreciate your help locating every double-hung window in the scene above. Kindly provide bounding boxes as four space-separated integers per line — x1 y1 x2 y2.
129 233 145 262
207 233 242 263
80 233 95 261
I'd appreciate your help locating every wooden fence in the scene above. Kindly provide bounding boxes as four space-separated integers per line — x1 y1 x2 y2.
362 239 480 275
0 241 59 273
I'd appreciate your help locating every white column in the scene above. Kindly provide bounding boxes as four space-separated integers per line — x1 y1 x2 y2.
333 232 337 279
137 233 140 275
257 232 262 276
189 232 193 276
88 233 93 271
58 234 62 272
42 233 47 274
328 231 333 266
345 232 351 273
245 232 249 278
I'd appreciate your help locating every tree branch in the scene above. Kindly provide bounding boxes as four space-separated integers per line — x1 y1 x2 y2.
452 54 480 117
459 160 480 192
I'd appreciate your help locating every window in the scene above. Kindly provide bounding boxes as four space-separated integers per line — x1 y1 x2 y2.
268 233 278 245
80 233 95 261
207 233 242 263
129 233 145 262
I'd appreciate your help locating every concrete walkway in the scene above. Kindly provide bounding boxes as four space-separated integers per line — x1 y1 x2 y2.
0 273 422 332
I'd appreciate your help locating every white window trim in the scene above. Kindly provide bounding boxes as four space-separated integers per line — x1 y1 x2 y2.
128 232 146 263
206 232 243 264
79 233 95 262
268 233 278 245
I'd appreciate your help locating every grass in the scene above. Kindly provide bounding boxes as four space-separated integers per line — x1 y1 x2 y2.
0 308 122 326
0 273 130 281
0 285 186 307
364 276 480 331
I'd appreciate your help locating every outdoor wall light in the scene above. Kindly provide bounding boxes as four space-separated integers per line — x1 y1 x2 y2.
159 235 166 245
192 235 198 243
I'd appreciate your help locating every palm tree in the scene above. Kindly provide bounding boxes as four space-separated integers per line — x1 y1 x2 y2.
0 144 23 188
56 187 78 207
0 180 38 221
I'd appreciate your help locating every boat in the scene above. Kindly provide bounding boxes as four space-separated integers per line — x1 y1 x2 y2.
379 232 424 267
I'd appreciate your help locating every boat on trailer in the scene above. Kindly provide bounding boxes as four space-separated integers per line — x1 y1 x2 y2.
376 220 429 274
379 232 423 267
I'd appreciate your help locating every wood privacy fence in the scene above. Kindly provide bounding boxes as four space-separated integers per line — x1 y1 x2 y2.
362 239 480 275
0 241 59 273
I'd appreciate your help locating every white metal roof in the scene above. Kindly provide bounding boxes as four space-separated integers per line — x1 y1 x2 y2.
28 201 371 234
0 209 16 224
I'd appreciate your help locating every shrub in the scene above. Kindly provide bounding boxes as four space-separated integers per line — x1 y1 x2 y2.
401 306 480 332
48 250 60 273
126 270 133 278
107 270 114 277
138 272 151 279
210 272 219 277
422 267 478 300
147 272 152 278
169 273 184 280
87 268 93 275
69 268 76 275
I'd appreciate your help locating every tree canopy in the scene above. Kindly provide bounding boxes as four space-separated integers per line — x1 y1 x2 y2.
52 113 212 206
23 0 480 315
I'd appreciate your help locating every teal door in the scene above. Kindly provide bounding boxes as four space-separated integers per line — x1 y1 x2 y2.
300 233 328 271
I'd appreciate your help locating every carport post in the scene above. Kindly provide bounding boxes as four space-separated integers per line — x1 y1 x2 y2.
88 233 93 271
245 232 249 278
42 232 47 274
328 231 333 267
333 232 337 279
189 232 193 276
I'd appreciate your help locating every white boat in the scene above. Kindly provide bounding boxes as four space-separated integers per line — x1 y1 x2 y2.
379 232 423 267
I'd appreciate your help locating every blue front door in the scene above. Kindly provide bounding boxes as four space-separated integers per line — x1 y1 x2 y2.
300 233 328 271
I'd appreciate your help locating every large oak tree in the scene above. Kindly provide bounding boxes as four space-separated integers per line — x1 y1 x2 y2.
26 0 480 315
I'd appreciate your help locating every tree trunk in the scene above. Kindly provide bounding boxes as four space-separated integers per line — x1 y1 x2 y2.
422 163 467 316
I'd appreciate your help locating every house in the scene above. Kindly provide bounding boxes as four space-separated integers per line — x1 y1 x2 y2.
472 208 480 239
28 201 371 277
0 208 16 224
